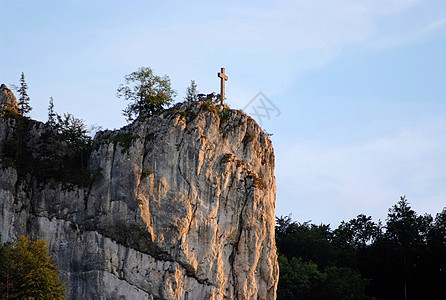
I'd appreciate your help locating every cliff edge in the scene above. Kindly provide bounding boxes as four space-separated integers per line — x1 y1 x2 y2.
0 85 279 299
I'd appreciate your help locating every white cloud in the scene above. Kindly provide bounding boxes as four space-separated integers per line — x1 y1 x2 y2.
275 120 446 225
423 15 446 32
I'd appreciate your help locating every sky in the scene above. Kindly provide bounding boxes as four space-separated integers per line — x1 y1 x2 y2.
1 0 446 227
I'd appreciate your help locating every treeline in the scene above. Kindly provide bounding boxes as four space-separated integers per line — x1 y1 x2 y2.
276 196 446 300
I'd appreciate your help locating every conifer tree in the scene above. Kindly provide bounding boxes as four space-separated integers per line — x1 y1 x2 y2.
47 97 56 126
185 80 198 102
17 72 32 116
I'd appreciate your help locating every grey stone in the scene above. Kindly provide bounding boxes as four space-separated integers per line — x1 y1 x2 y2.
0 87 278 299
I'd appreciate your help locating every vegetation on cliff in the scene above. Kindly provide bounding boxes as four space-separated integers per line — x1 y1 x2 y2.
117 66 177 121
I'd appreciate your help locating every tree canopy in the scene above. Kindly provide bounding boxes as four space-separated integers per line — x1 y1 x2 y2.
0 236 66 299
117 67 176 121
185 80 199 102
276 197 446 299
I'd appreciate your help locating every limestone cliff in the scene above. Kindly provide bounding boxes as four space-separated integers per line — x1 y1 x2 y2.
0 85 279 299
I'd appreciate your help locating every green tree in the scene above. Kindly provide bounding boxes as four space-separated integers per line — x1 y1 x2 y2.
117 67 176 121
276 199 446 299
0 236 66 299
47 97 56 126
54 113 92 185
385 196 423 248
316 266 367 300
55 113 91 152
364 196 440 299
17 72 32 116
185 80 198 102
275 216 336 268
275 216 370 300
334 214 381 250
277 255 326 300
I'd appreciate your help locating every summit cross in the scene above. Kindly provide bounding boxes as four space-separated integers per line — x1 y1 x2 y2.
218 67 228 105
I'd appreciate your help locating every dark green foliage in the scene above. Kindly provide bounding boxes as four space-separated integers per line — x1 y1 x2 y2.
0 236 66 299
276 198 446 299
17 72 32 116
117 67 176 122
47 97 56 126
200 101 219 114
333 214 381 250
277 255 326 300
363 197 445 299
197 92 220 103
109 133 137 153
185 80 198 102
54 113 91 153
141 167 153 178
219 107 231 123
1 111 95 188
318 266 367 300
185 108 198 123
164 104 198 124
276 216 368 299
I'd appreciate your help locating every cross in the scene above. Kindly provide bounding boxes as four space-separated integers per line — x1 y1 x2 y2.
218 67 228 105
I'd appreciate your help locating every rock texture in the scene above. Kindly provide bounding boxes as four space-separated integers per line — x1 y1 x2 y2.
0 84 19 113
0 84 279 299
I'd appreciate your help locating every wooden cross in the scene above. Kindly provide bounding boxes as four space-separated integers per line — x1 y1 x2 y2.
218 67 228 105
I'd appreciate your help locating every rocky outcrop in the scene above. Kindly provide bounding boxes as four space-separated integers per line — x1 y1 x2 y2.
0 84 19 113
0 84 279 299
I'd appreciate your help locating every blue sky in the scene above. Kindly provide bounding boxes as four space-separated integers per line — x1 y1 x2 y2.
1 0 446 226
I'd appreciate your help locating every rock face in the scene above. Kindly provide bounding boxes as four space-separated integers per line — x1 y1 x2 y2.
0 85 279 299
0 84 19 113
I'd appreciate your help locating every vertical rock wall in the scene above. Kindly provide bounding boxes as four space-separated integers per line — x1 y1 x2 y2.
0 85 279 299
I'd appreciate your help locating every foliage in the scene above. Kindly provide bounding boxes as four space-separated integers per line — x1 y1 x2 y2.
108 133 137 153
200 101 219 114
185 80 198 102
276 197 446 299
0 236 66 299
197 92 220 103
117 67 176 121
277 255 326 300
47 97 56 127
54 113 92 152
17 72 32 116
247 170 267 190
333 214 381 250
141 166 153 178
1 107 94 187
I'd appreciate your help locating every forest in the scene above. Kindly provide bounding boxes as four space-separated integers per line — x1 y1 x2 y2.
276 196 446 299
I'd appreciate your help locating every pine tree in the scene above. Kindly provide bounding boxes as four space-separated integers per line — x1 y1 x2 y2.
185 80 198 102
17 72 32 116
47 97 56 126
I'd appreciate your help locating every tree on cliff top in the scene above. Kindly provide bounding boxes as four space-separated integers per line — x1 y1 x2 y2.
185 80 198 102
17 72 32 116
0 236 66 299
117 67 176 121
